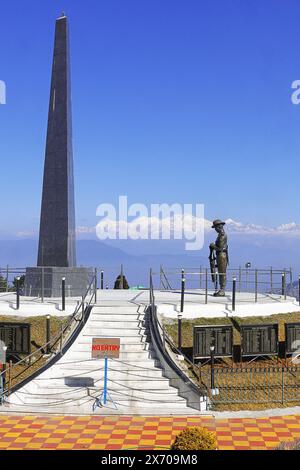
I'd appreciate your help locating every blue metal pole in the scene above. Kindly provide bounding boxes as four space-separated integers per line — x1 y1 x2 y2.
103 357 108 405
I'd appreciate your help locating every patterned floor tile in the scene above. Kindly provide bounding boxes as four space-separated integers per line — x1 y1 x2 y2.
0 413 299 450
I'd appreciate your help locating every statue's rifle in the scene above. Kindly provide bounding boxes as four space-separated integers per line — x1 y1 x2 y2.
209 246 218 291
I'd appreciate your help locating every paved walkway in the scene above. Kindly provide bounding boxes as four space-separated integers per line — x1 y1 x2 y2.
0 414 299 450
145 290 300 319
0 292 78 317
1 288 297 318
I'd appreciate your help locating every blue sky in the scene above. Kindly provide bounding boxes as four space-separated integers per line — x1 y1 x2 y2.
0 0 300 237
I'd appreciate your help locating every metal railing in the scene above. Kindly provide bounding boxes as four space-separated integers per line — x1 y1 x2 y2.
0 265 129 297
0 266 95 301
154 265 295 305
150 269 206 391
0 274 97 400
200 365 300 406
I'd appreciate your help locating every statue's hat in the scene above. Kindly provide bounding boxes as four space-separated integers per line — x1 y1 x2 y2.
211 219 226 228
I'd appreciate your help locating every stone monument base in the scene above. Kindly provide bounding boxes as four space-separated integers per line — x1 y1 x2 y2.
25 267 94 298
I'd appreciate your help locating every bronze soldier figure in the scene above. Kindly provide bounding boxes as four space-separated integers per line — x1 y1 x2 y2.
209 219 229 297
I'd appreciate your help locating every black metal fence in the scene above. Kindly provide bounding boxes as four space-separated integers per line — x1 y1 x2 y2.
154 266 297 305
0 265 127 297
159 265 293 293
201 366 300 406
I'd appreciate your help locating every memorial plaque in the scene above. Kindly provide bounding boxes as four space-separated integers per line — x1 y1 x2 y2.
285 323 300 354
92 338 120 359
193 325 233 359
0 323 30 355
241 324 278 357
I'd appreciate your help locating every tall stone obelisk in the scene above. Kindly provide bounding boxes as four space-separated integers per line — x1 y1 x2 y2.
37 14 76 267
25 15 92 297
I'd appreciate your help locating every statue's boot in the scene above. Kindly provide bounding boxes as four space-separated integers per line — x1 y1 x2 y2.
214 289 225 297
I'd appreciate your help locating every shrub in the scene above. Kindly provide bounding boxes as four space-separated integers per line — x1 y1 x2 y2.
275 439 300 450
114 274 129 289
171 426 217 451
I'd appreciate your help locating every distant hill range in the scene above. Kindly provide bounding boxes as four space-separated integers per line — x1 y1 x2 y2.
0 236 299 288
0 239 206 287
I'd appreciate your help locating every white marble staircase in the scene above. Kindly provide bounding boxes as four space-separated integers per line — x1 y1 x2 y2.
5 299 200 415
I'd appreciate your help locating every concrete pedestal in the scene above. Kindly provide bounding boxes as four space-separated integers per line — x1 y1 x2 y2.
25 266 94 298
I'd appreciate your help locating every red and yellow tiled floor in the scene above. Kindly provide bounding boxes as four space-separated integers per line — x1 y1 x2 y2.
0 414 300 450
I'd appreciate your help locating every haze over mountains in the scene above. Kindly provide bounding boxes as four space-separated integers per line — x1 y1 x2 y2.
0 216 299 286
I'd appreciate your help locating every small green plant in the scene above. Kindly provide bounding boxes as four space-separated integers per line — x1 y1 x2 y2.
171 426 217 451
0 275 7 292
275 439 300 450
12 275 26 291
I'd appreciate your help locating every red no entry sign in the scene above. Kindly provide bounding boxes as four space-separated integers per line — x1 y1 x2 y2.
92 338 120 359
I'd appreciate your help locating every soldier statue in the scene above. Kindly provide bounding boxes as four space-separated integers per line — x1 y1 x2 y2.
209 219 229 297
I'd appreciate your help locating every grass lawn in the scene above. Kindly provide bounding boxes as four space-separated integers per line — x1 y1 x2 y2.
163 311 300 411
